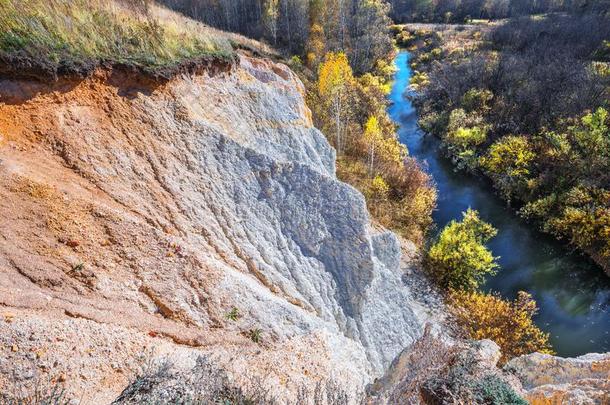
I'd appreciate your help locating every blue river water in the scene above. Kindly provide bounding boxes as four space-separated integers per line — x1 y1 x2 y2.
388 51 610 356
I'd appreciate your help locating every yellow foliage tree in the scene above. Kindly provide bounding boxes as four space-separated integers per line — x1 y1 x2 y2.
363 116 406 176
428 209 499 291
318 52 355 155
380 136 407 165
369 174 390 218
480 135 536 200
450 290 554 364
306 23 326 68
371 174 390 199
363 116 383 175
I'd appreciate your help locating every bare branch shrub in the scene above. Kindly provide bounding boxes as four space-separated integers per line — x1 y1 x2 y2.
113 355 359 405
368 325 526 405
0 378 71 405
385 325 459 404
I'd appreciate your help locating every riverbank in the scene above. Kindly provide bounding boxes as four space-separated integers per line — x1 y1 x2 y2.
389 51 610 357
406 20 610 275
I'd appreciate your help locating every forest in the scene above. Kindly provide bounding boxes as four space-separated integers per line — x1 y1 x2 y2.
388 0 610 22
159 0 394 73
404 12 610 272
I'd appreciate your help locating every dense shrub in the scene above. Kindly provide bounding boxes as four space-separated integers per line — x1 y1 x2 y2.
337 155 436 246
422 355 528 405
1 381 71 405
449 290 554 364
473 375 529 405
428 209 499 291
480 135 536 201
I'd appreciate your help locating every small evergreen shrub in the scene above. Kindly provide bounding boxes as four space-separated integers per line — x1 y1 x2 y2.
472 375 528 405
422 351 527 405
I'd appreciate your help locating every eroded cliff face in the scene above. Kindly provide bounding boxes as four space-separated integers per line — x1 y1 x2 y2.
0 55 443 402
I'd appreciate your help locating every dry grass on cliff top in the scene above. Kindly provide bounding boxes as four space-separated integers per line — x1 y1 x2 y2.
0 0 265 80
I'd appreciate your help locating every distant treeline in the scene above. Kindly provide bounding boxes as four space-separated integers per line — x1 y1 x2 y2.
158 0 393 74
388 0 610 22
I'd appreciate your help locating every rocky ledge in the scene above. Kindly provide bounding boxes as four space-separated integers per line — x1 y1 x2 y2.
507 352 610 404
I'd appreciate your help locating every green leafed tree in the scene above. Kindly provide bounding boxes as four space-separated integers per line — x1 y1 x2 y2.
481 135 536 200
428 208 499 291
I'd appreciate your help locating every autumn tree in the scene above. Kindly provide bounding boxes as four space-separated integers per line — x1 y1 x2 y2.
363 116 383 175
277 0 310 54
483 0 510 19
350 0 393 73
428 209 499 291
371 174 390 200
324 0 349 50
450 290 554 364
570 107 610 179
481 135 536 201
263 0 280 45
305 0 326 67
444 108 488 169
318 52 355 155
306 23 326 68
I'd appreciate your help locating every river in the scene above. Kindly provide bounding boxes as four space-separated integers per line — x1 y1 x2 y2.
389 51 610 356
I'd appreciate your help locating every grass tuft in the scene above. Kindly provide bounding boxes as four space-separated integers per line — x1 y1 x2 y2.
1 378 72 405
0 0 235 80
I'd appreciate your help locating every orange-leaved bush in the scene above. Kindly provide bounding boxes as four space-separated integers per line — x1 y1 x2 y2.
449 290 554 364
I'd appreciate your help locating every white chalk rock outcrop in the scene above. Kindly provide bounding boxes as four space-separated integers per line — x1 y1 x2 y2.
0 55 442 401
165 56 438 371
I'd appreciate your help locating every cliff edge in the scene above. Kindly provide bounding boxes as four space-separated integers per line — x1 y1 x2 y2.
0 55 443 402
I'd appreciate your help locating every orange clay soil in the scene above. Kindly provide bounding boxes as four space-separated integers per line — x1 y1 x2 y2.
0 68 239 345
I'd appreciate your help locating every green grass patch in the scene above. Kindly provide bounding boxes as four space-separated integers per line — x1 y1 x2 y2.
0 0 235 79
